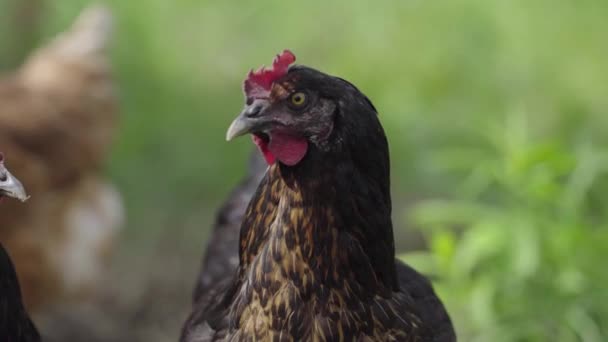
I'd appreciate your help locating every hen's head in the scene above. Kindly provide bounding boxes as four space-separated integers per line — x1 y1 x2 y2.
0 153 28 202
227 50 381 167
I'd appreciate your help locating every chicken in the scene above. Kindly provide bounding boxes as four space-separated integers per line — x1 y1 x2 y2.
0 5 123 312
192 151 267 301
181 51 455 341
0 154 40 342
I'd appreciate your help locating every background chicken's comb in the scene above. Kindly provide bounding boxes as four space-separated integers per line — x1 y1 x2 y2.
243 50 296 101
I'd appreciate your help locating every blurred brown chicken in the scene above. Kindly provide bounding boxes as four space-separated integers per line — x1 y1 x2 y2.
0 5 123 313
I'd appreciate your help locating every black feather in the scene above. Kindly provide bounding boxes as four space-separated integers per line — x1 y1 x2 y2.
0 243 40 342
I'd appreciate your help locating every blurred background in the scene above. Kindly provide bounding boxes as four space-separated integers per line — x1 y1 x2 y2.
0 0 607 341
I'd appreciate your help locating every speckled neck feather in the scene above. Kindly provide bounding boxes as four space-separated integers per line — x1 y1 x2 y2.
225 140 408 340
238 160 396 293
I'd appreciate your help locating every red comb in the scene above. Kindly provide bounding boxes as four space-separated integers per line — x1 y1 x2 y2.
0 152 4 163
243 50 296 101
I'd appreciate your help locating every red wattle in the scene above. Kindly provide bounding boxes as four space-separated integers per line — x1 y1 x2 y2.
268 132 308 166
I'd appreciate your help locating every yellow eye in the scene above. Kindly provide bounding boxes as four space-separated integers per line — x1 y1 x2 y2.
290 92 307 107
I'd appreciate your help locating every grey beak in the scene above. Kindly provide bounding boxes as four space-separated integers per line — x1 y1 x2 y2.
226 100 272 141
0 164 29 202
226 113 254 141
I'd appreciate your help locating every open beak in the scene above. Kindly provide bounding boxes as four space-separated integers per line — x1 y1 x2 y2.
226 99 272 141
0 163 29 202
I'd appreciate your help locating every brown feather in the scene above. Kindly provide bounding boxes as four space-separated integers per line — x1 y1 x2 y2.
0 5 122 312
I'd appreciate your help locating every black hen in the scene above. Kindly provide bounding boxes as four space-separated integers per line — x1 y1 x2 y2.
0 154 40 342
181 51 455 341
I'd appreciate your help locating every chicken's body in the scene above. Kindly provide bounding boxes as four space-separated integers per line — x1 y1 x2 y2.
182 52 455 341
0 244 40 342
184 166 454 341
0 155 40 341
0 6 123 312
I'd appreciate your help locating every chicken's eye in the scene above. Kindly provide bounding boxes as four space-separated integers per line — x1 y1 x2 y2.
289 92 307 108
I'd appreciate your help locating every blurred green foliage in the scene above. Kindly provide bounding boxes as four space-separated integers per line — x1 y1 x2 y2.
1 0 607 340
403 111 608 341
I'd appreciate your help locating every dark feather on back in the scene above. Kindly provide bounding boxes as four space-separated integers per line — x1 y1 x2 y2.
192 151 267 302
0 244 40 342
